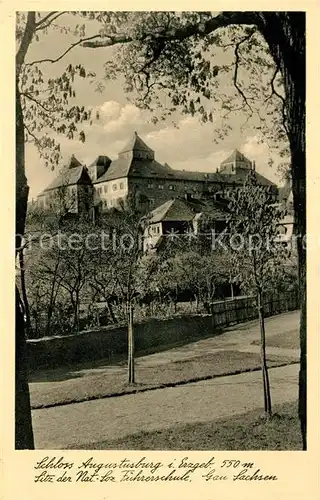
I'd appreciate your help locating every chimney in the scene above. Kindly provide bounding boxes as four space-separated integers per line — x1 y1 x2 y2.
252 160 256 171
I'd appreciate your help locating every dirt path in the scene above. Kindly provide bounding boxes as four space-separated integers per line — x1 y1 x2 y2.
32 363 299 449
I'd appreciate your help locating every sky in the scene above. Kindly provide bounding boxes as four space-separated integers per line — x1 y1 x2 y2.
22 13 286 199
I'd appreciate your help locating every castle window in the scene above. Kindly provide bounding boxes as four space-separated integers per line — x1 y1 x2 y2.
158 184 164 190
112 184 117 191
147 183 154 189
169 185 175 191
104 185 108 193
149 199 154 207
119 182 124 190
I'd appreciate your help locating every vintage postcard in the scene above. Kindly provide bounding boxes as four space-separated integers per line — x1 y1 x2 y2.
1 2 319 499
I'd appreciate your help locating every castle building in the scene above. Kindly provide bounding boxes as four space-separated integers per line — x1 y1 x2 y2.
37 132 278 216
37 154 94 215
143 196 229 252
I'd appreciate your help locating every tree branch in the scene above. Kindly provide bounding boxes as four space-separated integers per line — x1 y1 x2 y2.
35 12 57 27
232 29 256 114
24 122 41 147
82 33 133 48
265 62 288 133
25 34 103 67
35 12 67 31
82 12 259 49
22 92 59 113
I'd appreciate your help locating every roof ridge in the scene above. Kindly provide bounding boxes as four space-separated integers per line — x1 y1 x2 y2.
68 154 82 168
119 132 154 154
221 149 251 166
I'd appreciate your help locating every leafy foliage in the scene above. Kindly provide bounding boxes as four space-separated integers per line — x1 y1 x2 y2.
226 171 291 293
97 12 290 161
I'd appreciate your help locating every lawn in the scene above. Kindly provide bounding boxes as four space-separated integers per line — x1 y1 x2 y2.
29 350 296 409
74 401 301 451
252 329 299 350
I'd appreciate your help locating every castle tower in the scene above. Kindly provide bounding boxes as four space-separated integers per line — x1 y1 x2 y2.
118 131 155 161
220 149 252 175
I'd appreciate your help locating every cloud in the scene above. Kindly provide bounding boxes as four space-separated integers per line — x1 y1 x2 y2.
240 135 281 183
103 104 145 136
172 149 230 173
145 116 219 163
100 100 121 121
242 135 268 158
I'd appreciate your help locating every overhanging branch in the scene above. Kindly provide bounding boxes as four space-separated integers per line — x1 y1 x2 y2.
82 11 259 49
265 62 288 133
233 29 256 114
35 12 67 31
25 34 103 67
22 92 59 113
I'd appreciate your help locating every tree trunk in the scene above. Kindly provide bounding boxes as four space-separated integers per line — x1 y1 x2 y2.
18 249 32 335
257 290 272 415
261 12 306 448
46 303 54 336
45 265 60 336
16 13 36 448
15 287 34 449
230 281 234 299
195 293 199 313
71 294 80 331
106 299 116 323
15 82 34 449
127 301 135 384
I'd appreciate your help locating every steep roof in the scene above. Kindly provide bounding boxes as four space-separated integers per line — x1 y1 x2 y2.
42 163 91 193
88 155 111 167
93 158 275 187
94 157 175 184
68 154 82 168
130 159 174 178
93 156 132 183
222 167 275 187
185 198 228 220
149 197 229 224
120 131 154 154
149 198 195 223
221 149 251 166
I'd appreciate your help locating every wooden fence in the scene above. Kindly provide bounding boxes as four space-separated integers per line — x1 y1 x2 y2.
211 290 299 329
